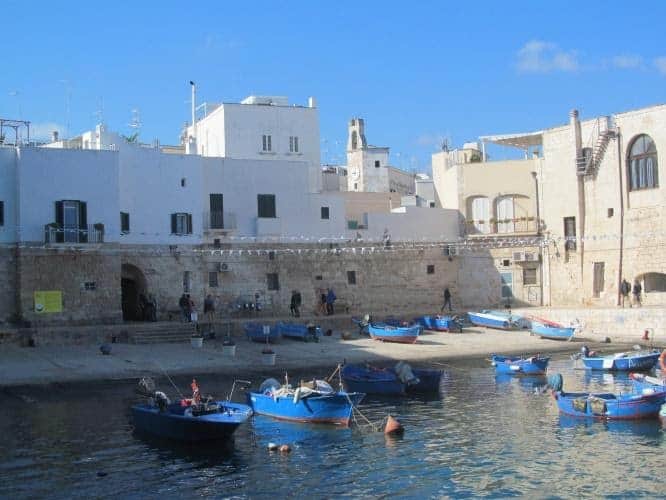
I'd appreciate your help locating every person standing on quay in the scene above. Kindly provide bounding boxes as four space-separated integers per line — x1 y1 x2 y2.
632 280 642 307
203 294 215 331
620 279 630 307
441 287 452 313
326 288 336 316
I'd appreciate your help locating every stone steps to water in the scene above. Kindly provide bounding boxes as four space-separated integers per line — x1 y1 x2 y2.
130 323 197 344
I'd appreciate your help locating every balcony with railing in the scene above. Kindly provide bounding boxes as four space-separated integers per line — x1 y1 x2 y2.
44 224 105 244
202 212 237 233
464 217 539 236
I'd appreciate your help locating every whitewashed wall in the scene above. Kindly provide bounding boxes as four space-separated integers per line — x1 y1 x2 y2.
0 147 17 243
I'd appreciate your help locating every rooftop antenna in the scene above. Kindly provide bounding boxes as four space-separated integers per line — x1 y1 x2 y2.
59 79 72 138
129 108 141 131
94 96 105 124
190 80 196 139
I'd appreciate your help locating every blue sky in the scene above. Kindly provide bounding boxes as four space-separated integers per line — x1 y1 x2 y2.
2 1 665 172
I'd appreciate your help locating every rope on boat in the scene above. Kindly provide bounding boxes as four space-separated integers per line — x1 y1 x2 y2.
345 392 381 432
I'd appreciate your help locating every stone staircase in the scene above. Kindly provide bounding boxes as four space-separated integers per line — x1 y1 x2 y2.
130 322 198 344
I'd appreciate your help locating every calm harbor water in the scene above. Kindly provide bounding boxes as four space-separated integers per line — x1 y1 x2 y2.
0 354 664 499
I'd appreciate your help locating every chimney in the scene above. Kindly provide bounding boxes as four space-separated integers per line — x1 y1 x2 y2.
570 109 582 158
308 96 317 108
51 130 59 142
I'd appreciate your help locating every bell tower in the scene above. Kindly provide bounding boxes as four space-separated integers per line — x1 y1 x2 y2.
347 118 367 151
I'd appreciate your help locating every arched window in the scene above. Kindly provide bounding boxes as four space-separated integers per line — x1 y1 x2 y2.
468 196 490 234
351 131 358 150
628 134 658 190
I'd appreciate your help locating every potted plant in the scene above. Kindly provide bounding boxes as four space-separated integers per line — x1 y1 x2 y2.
191 331 204 348
222 336 236 357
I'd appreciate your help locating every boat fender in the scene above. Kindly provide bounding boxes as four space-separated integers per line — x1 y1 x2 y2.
293 387 302 404
279 444 292 453
660 350 666 372
384 415 404 435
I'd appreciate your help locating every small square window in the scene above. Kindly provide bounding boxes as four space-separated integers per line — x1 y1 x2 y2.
267 273 280 291
523 268 537 285
83 281 96 291
321 207 330 219
268 251 275 260
181 178 186 187
374 160 380 168
502 259 511 267
208 271 219 288
607 208 614 218
429 202 435 208
315 275 323 281
347 270 357 285
120 212 130 233
427 264 435 275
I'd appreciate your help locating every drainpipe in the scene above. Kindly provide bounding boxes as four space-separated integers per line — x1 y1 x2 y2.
616 128 625 306
570 109 585 299
531 170 543 306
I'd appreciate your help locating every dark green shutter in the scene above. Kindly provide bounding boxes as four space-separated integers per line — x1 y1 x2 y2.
171 213 177 234
79 201 88 243
0 201 4 226
186 213 193 234
210 194 224 228
55 201 64 242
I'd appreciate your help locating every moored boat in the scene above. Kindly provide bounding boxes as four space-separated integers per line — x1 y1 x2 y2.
490 354 550 375
276 322 321 341
580 349 661 371
247 378 364 426
243 322 281 343
367 322 421 343
341 362 442 395
131 378 252 441
530 321 576 341
467 310 518 330
416 315 463 332
552 388 666 420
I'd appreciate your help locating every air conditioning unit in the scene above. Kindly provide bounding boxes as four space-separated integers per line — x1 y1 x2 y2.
524 252 538 262
216 262 229 272
513 251 525 262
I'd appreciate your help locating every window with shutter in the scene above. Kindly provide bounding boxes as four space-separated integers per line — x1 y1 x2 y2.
257 194 276 218
171 213 192 235
120 212 130 233
0 201 4 227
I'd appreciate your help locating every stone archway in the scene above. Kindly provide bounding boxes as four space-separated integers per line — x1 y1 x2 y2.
121 263 147 321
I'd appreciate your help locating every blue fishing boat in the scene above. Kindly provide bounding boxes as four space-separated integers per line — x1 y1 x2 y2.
467 310 518 330
490 354 550 375
629 372 666 392
243 322 281 343
580 349 661 371
247 378 364 426
341 362 442 395
367 322 421 343
276 322 321 341
552 387 666 420
416 315 463 332
131 378 252 441
530 319 576 340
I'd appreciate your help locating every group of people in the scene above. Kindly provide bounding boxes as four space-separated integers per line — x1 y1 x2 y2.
620 278 642 307
138 293 157 322
178 293 198 322
315 288 337 316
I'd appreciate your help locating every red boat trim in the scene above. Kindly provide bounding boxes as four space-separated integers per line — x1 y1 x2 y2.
369 334 418 344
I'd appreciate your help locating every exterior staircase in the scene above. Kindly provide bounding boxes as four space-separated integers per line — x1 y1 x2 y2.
129 322 197 344
576 116 617 176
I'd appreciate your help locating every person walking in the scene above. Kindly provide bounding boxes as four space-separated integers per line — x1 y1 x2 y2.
187 294 197 323
632 280 642 307
178 293 189 322
290 290 302 317
326 288 337 316
620 279 630 307
316 289 327 316
203 294 215 332
441 287 452 313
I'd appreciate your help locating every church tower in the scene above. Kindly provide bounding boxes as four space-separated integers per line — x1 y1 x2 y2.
347 118 367 151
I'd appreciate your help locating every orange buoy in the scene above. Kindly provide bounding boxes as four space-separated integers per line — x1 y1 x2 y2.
659 350 666 372
278 444 292 453
384 415 404 435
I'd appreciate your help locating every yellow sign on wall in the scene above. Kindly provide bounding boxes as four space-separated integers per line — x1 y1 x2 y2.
34 291 63 313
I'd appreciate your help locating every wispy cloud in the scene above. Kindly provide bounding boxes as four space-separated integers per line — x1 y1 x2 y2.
415 133 446 149
30 122 65 141
516 40 579 73
611 54 643 69
654 56 666 75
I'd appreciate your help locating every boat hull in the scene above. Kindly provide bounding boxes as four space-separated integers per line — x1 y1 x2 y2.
491 355 550 375
247 391 364 426
243 323 281 343
276 322 321 340
341 365 442 395
131 401 252 441
408 369 443 393
467 311 515 330
416 315 462 332
367 323 420 344
554 390 666 420
582 352 660 371
531 322 575 340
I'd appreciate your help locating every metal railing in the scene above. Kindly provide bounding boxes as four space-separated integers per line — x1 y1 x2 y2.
44 224 105 244
202 211 237 231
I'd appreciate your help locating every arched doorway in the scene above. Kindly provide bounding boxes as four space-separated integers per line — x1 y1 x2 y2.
121 263 147 321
